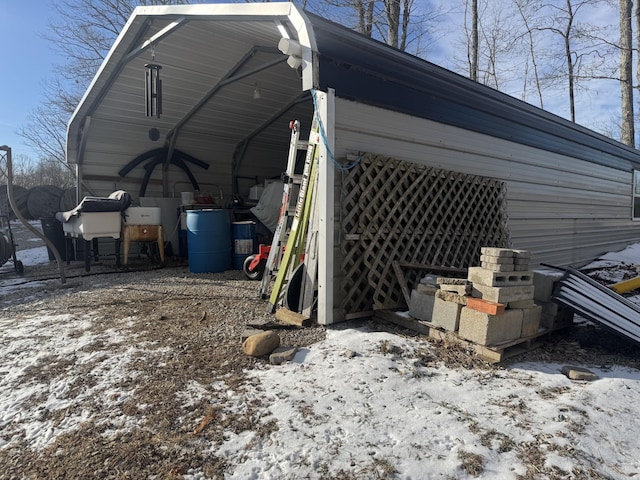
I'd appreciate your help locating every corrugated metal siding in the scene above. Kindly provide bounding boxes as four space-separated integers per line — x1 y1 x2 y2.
333 98 640 268
307 12 640 173
81 117 235 201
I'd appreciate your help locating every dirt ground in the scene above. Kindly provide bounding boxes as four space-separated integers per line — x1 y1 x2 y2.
1 220 640 479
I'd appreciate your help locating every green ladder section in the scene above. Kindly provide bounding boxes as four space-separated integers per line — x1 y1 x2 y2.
266 118 320 313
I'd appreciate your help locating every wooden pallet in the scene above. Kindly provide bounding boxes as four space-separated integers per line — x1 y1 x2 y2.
374 309 555 363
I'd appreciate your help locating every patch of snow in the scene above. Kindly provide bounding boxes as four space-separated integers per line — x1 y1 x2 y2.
18 246 50 266
206 328 640 479
0 313 145 450
583 242 640 269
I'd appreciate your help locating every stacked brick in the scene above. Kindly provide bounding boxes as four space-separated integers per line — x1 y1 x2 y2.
431 247 541 346
408 247 574 347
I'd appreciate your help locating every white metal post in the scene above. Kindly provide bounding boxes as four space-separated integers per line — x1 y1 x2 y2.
315 89 335 325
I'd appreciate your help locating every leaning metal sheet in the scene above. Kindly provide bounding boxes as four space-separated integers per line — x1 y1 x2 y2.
552 267 640 346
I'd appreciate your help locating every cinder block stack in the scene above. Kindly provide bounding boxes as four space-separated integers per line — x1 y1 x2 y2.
458 247 542 346
532 269 574 329
408 276 439 322
431 278 470 331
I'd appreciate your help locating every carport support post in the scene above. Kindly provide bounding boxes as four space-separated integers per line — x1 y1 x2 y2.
316 89 335 325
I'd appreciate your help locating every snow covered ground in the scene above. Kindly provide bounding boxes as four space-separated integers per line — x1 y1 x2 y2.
1 236 640 478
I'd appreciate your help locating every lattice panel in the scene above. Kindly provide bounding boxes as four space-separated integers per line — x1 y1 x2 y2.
340 153 510 314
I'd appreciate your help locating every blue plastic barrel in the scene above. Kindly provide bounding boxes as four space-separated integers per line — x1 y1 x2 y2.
186 209 231 273
232 221 257 269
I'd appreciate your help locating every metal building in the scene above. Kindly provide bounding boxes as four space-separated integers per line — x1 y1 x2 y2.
67 2 640 325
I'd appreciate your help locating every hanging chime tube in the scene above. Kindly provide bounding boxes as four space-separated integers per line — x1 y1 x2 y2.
145 63 163 118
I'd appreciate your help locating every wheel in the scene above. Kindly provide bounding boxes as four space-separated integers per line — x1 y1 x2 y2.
243 254 265 280
284 263 317 313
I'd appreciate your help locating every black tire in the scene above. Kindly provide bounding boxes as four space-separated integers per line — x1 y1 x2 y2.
243 255 265 280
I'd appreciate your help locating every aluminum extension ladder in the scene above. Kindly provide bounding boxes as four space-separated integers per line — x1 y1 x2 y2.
260 118 320 314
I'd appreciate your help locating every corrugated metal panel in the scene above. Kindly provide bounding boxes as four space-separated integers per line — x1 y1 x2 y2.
334 98 640 268
307 12 640 172
553 268 640 346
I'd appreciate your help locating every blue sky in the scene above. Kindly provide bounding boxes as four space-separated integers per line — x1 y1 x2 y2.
0 0 56 159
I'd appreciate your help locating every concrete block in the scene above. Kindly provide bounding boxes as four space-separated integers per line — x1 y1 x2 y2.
458 308 523 346
481 262 515 272
437 277 470 285
533 269 565 302
435 290 468 304
480 247 514 258
432 296 464 331
508 299 536 309
514 257 530 265
472 284 535 303
437 277 471 295
514 264 530 271
409 289 436 321
519 305 542 337
513 249 532 259
538 300 559 316
480 254 514 265
468 267 533 287
540 307 574 330
438 283 472 295
417 283 438 295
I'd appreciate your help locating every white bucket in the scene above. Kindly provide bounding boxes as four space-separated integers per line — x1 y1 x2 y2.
181 192 194 205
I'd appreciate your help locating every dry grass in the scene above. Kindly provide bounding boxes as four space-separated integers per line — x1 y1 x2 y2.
458 449 485 476
0 266 326 480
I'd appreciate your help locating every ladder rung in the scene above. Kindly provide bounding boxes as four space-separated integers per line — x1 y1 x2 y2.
297 140 309 150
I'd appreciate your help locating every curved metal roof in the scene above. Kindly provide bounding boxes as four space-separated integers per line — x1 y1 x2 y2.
67 2 640 172
66 3 315 166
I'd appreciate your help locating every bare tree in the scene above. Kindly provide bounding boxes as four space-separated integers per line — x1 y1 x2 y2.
0 153 73 189
469 0 479 81
386 0 401 47
620 0 634 146
460 0 522 90
535 0 612 123
354 0 376 36
18 80 77 169
307 0 448 56
18 0 198 170
514 0 545 108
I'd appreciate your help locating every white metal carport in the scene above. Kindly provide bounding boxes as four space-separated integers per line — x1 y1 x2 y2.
69 2 640 325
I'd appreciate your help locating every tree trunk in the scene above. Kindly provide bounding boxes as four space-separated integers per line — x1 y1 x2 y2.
565 0 576 122
387 0 401 48
356 0 366 35
468 0 478 81
400 0 411 51
515 0 544 108
366 0 374 37
621 0 634 146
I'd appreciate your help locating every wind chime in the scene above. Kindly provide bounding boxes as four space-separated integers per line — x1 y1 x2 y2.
145 45 162 118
